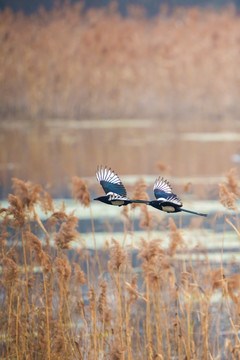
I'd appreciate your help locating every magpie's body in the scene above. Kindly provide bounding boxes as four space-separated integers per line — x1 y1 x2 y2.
94 166 146 207
148 176 207 217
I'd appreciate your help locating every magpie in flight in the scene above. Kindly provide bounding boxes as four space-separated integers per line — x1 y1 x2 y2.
147 176 207 217
94 165 146 207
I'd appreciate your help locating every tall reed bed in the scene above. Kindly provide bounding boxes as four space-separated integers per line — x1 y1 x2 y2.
0 170 240 359
1 3 240 118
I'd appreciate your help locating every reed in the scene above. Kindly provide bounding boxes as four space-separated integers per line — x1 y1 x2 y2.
1 4 240 119
0 172 239 359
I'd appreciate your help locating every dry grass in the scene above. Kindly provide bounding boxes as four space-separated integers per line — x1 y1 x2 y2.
0 173 240 359
1 3 240 119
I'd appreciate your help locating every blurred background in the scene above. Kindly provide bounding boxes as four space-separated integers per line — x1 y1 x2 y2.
0 0 240 199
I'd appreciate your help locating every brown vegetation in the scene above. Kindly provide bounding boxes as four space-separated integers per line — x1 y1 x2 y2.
0 174 240 359
1 3 240 118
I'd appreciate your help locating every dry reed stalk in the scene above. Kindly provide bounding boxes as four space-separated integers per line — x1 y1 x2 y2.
108 239 129 351
24 230 52 359
151 289 164 357
124 277 135 360
139 205 152 231
87 286 98 357
138 239 168 359
168 218 184 257
55 256 78 358
199 297 211 359
20 231 30 355
225 217 240 238
97 279 111 354
72 176 102 275
121 206 131 248
138 235 171 356
89 203 102 275
97 279 108 321
125 275 140 304
2 256 19 357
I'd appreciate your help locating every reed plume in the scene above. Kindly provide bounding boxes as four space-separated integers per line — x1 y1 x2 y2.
54 213 79 249
226 168 239 197
2 256 18 286
39 190 54 213
25 230 52 273
55 257 71 282
109 238 127 271
219 168 239 210
108 342 124 360
219 184 237 211
207 268 225 291
97 278 111 324
12 178 42 210
131 179 149 209
72 176 90 207
156 161 171 174
138 238 164 263
7 194 25 228
73 263 86 285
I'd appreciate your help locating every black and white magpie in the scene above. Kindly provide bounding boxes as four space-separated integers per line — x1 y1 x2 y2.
94 165 146 207
148 176 207 216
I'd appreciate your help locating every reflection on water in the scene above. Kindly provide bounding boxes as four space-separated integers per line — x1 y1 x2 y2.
0 118 239 197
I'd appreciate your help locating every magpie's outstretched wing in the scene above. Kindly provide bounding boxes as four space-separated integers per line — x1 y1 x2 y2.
163 194 182 206
153 176 182 206
153 176 172 198
96 166 127 197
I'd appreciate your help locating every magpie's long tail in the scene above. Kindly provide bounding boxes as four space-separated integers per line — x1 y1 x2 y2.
181 208 207 217
130 200 150 204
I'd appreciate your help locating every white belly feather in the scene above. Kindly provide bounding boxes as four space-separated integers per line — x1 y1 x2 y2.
162 205 175 212
111 200 125 206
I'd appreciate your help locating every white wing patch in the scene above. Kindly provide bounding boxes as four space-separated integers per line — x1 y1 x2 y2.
157 195 182 206
108 193 129 201
96 165 121 185
153 176 173 194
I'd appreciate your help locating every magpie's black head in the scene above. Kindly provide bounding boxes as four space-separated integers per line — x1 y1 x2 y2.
94 196 109 204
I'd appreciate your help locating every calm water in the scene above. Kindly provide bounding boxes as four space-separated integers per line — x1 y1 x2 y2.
0 118 240 197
